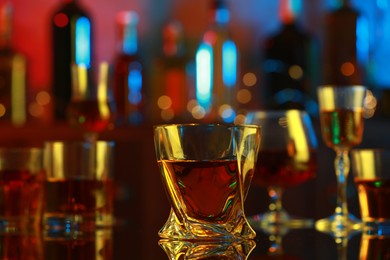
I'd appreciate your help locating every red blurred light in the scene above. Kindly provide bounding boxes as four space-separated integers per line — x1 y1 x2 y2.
54 13 68 27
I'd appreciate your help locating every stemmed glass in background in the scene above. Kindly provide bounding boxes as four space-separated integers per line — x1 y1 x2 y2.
245 110 318 229
67 62 114 142
315 85 366 234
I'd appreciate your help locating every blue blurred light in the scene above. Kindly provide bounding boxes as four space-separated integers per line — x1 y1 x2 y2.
128 111 143 125
222 40 237 87
124 26 137 55
377 0 388 9
356 15 369 66
264 59 285 73
302 113 318 148
221 108 236 123
274 88 303 104
128 62 142 105
216 8 229 24
75 17 91 67
292 0 302 16
196 43 213 110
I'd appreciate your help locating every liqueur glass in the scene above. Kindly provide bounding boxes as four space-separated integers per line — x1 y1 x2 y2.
154 124 261 240
245 110 318 228
67 62 114 143
315 85 366 234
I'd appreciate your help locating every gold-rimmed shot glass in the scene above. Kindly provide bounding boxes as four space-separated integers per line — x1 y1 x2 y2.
43 141 115 232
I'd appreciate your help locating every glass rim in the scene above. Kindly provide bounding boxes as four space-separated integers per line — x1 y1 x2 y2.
0 147 43 153
44 140 115 146
245 109 309 116
351 148 390 154
317 84 367 90
153 123 261 130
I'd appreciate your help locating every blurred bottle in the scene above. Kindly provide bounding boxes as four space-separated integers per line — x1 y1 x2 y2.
112 11 146 126
195 0 238 123
322 0 368 86
0 1 27 126
262 0 318 113
151 20 194 123
51 0 93 121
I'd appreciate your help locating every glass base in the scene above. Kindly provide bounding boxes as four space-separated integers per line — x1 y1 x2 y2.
248 211 314 234
315 213 362 237
159 209 256 241
159 239 256 259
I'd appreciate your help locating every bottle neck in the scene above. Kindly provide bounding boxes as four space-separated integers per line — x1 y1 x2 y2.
210 0 230 26
116 11 138 55
118 24 138 55
162 21 185 57
340 0 350 7
0 1 12 49
279 0 301 24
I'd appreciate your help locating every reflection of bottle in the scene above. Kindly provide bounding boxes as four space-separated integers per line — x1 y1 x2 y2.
195 0 238 123
51 0 93 121
0 1 27 126
44 230 113 259
262 0 317 112
112 11 145 126
322 0 367 85
151 20 193 123
1 233 43 259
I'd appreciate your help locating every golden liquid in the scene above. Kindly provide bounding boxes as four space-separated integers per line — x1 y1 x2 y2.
320 109 364 149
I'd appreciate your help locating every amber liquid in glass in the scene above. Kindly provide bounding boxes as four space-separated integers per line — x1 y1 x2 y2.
320 108 364 149
355 178 390 220
0 169 44 226
67 100 111 133
45 179 114 227
159 160 240 222
253 149 316 189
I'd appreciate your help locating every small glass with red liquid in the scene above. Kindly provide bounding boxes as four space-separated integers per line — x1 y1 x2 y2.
67 62 114 143
0 148 45 232
43 141 115 232
352 149 390 235
154 124 261 240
